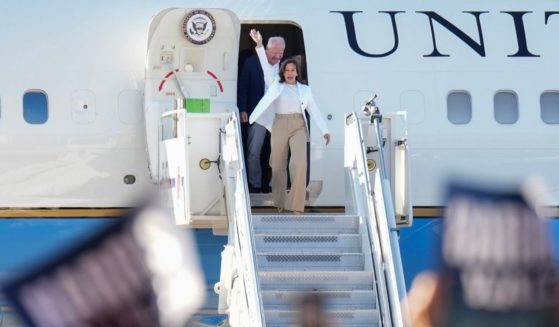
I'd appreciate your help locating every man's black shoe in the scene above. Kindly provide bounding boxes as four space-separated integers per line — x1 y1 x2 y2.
261 186 272 193
249 186 262 193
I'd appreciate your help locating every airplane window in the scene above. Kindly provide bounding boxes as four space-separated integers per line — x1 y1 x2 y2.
23 90 48 124
540 92 559 124
447 91 471 124
494 91 518 124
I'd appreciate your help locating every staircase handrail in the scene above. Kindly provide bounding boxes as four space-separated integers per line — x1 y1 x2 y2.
370 112 407 304
344 111 405 327
221 112 265 326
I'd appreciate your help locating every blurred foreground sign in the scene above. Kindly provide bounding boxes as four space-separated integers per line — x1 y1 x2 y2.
3 204 205 327
442 181 557 313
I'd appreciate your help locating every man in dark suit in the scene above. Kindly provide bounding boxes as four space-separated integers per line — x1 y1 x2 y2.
238 33 285 193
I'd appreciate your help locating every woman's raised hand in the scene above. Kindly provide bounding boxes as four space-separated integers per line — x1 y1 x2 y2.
249 29 263 48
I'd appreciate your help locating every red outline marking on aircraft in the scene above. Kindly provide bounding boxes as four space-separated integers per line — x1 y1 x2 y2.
158 68 180 92
206 70 224 92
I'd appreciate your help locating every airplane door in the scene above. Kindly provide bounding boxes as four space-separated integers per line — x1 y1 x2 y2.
144 8 240 181
143 9 240 227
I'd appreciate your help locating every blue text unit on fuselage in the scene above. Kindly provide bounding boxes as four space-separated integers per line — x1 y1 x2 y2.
332 10 559 58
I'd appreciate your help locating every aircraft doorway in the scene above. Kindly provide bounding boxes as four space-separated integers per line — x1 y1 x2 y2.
239 23 307 82
237 23 312 206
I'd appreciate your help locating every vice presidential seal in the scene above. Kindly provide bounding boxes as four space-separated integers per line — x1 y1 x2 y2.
182 10 216 45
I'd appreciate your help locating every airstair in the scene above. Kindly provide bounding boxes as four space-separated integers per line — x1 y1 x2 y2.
143 8 411 326
246 105 410 326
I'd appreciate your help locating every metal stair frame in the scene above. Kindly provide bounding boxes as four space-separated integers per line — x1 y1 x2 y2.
344 112 406 327
219 112 266 326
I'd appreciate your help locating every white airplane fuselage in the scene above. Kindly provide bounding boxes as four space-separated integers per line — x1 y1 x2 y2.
1 0 558 209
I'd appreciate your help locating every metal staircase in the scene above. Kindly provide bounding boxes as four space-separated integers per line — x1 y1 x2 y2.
253 213 381 326
209 107 409 326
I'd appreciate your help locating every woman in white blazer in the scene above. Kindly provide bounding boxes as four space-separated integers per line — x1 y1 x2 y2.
249 58 331 214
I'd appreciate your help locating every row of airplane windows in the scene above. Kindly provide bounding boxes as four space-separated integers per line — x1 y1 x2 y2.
12 90 142 125
448 91 559 125
10 90 559 125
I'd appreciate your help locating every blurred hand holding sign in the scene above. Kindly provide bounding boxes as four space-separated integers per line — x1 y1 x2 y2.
2 202 205 327
404 179 559 327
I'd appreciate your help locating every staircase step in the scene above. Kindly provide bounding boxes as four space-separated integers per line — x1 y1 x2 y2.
252 214 359 234
259 271 374 291
262 290 376 310
264 308 380 326
257 253 364 271
251 212 383 326
255 233 361 252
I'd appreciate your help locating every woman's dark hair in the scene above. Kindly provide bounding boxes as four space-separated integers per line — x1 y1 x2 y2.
278 58 302 83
